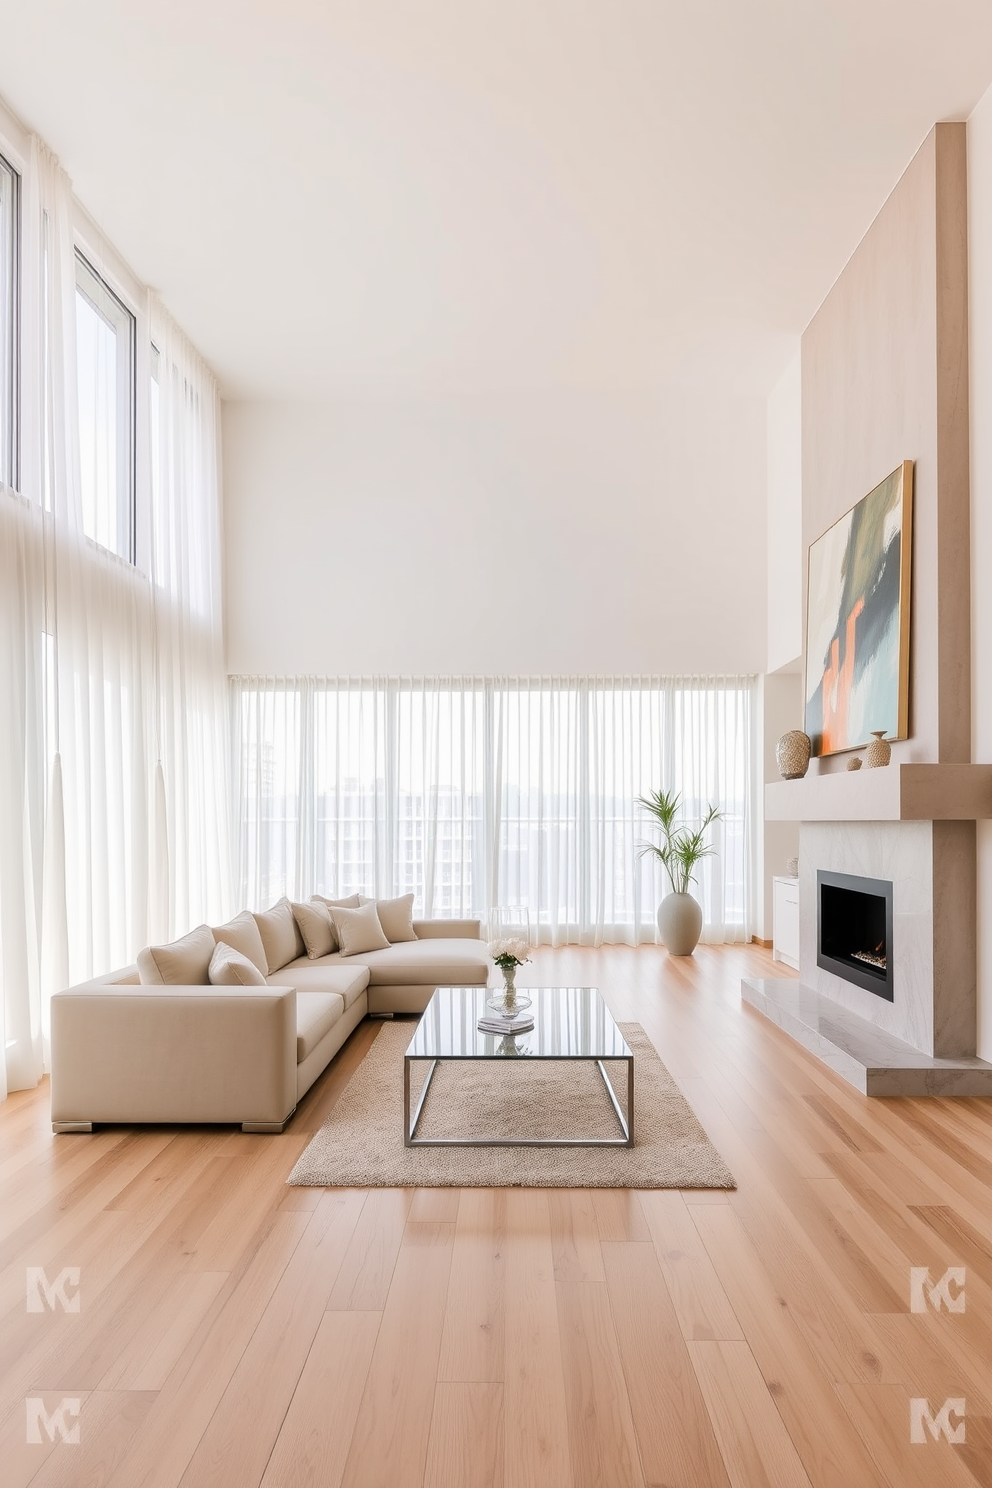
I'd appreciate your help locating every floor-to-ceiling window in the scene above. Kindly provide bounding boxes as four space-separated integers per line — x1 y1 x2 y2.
0 119 229 1100
232 675 755 945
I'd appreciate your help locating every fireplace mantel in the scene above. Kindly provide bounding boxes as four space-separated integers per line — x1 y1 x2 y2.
765 762 992 823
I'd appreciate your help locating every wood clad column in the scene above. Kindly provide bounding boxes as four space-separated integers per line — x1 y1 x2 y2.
801 122 972 767
934 122 971 763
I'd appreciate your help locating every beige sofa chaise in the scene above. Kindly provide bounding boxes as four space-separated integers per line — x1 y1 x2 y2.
50 902 489 1134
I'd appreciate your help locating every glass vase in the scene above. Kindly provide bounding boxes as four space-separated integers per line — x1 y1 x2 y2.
487 962 532 1016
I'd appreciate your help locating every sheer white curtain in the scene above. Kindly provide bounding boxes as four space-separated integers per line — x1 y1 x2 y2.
147 304 230 943
0 140 230 1100
232 676 755 946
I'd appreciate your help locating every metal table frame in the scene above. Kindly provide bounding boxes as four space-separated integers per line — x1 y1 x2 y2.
403 990 634 1149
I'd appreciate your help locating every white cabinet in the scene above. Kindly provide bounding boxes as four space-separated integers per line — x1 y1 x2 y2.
772 875 800 970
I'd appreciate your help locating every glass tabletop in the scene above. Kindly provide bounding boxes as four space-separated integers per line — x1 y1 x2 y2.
405 987 631 1061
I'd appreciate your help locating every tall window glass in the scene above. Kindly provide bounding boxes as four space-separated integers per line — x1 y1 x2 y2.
0 151 17 491
75 251 135 559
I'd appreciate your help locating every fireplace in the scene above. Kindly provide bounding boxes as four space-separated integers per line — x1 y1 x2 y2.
817 870 894 1001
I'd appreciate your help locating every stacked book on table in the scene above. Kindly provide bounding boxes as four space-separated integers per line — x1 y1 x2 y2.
477 1009 535 1036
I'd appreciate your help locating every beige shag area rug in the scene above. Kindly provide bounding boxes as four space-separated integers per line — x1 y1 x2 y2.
288 1020 734 1189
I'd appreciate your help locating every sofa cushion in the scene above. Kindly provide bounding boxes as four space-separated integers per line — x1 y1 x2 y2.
253 897 306 974
323 937 491 986
331 901 390 957
359 893 417 944
291 900 334 959
211 911 268 974
311 893 361 950
413 919 481 940
269 959 371 1011
137 924 216 986
295 991 345 1061
208 942 267 987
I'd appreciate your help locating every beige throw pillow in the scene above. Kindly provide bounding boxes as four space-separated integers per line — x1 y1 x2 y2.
137 924 216 985
211 910 268 974
331 900 390 957
358 893 417 944
311 893 361 951
208 942 267 986
252 897 306 975
292 900 334 959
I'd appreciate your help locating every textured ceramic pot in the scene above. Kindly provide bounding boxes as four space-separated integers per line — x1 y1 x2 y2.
657 893 703 956
865 731 892 768
776 730 812 780
847 756 863 771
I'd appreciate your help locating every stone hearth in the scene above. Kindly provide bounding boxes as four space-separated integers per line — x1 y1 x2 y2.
740 978 992 1096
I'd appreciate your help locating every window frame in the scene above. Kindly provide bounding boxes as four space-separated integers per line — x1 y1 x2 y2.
0 145 19 493
74 247 137 563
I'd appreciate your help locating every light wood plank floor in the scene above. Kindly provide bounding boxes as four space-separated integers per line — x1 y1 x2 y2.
3 944 991 1486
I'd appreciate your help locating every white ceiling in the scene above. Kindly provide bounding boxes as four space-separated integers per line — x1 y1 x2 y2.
1 1 991 401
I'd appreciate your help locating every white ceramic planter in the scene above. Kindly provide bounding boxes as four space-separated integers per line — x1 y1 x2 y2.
657 892 703 956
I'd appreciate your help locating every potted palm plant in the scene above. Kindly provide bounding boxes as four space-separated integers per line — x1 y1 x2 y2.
639 789 722 956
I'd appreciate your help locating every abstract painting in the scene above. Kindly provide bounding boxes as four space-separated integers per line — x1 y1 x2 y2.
804 461 913 758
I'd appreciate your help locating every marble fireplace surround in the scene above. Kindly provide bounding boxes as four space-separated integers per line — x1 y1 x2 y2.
799 819 974 1058
744 776 992 1094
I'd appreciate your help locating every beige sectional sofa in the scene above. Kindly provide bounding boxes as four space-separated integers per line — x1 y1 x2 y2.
50 902 489 1134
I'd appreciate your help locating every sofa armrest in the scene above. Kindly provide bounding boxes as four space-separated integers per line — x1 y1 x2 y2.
413 919 481 940
50 985 297 1130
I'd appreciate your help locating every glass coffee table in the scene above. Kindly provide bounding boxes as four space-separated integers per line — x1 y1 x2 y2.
403 986 633 1148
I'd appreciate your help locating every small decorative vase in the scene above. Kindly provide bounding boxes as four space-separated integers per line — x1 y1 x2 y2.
657 892 703 956
776 730 812 780
865 731 891 768
847 757 862 771
786 856 799 877
502 962 517 1003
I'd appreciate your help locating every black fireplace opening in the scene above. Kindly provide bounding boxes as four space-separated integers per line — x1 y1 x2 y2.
817 870 894 1001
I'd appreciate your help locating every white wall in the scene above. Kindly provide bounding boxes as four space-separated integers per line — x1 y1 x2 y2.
766 351 802 673
222 392 767 677
755 671 802 942
760 350 802 942
969 87 992 1060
